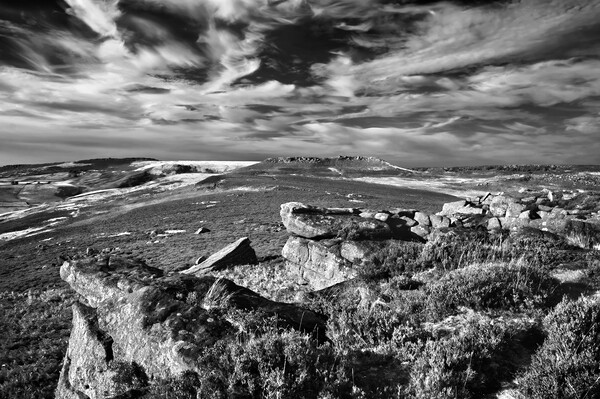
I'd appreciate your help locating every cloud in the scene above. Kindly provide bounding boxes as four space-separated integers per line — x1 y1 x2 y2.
1 0 600 166
336 0 600 87
565 115 600 135
64 0 120 37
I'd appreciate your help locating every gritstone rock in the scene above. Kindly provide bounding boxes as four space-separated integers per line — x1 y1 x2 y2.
282 236 352 290
413 211 431 227
280 202 391 240
56 256 326 398
280 202 346 238
182 237 257 275
438 200 485 217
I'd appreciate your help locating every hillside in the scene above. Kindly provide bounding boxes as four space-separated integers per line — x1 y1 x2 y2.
238 156 417 177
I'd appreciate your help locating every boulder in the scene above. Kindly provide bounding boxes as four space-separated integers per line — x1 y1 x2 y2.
280 202 345 238
279 203 401 241
550 207 568 220
459 214 489 228
282 236 353 289
505 202 527 218
57 256 326 398
183 237 257 275
374 212 390 222
489 196 519 217
411 225 430 239
537 210 550 219
413 211 431 227
429 214 451 229
359 211 377 219
487 217 502 230
399 216 418 227
438 200 485 217
194 227 210 234
519 210 534 220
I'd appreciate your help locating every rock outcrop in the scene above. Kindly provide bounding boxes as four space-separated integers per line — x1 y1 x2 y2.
280 202 360 239
281 192 600 289
439 190 600 238
280 203 421 289
56 256 325 399
182 237 258 275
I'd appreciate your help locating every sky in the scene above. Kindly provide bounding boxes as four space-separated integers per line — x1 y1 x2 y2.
0 0 599 167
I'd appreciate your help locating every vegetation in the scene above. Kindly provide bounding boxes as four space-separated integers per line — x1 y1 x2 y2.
0 289 74 399
5 224 600 398
405 315 536 399
424 260 557 319
518 297 600 399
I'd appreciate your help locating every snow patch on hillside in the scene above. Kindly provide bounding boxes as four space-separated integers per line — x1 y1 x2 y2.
132 161 258 175
353 176 489 198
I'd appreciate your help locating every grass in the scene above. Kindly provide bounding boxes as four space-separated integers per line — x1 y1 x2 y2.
0 289 74 399
201 277 237 310
566 231 600 250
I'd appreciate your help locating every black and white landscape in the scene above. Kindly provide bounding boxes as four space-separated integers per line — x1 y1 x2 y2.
1 1 600 399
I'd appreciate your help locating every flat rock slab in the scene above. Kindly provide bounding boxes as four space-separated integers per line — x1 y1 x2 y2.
182 237 258 275
280 202 390 239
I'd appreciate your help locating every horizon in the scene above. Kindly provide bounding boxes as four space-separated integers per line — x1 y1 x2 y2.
1 154 598 170
1 0 600 165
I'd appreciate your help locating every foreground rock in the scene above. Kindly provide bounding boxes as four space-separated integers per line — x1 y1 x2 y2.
182 237 258 275
56 256 325 399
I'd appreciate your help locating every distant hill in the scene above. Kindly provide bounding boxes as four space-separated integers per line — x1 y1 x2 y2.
0 158 158 177
236 156 417 177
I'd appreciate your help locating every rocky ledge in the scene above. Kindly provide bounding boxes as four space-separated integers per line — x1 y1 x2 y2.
56 256 325 399
281 190 600 290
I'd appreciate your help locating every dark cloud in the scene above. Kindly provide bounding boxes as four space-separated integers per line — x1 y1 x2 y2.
124 84 170 94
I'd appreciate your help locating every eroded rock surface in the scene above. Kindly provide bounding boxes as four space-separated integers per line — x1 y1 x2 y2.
281 202 421 289
282 237 353 289
56 256 325 399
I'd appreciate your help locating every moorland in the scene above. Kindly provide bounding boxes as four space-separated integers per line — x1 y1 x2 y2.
1 157 600 399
